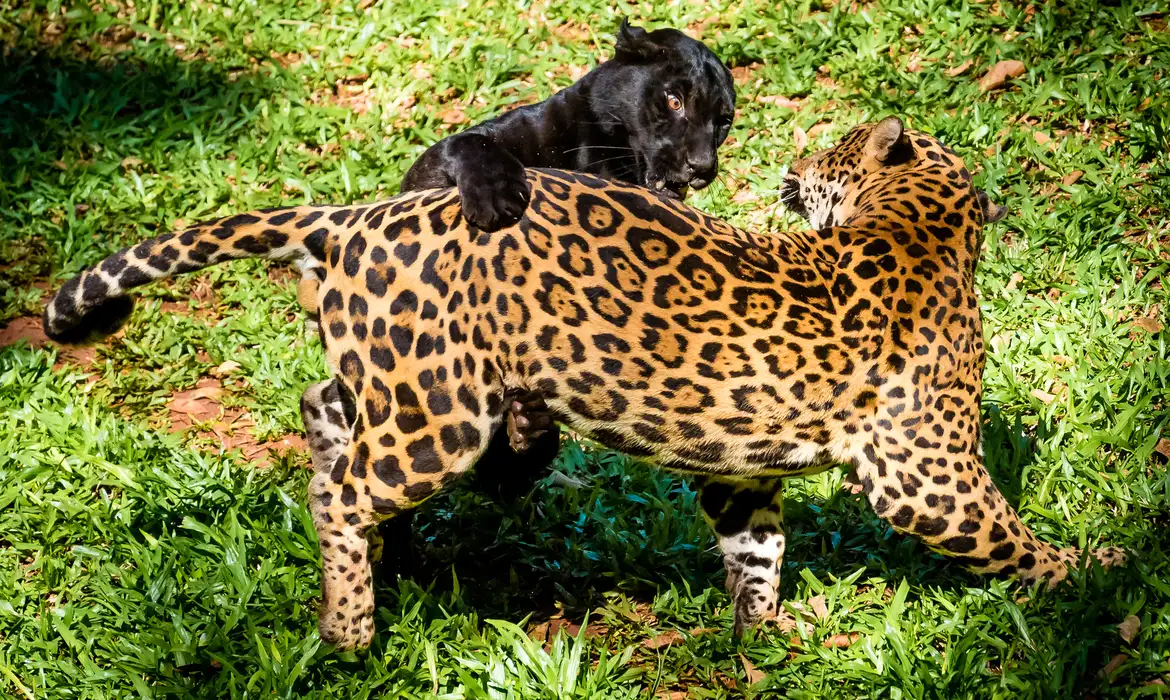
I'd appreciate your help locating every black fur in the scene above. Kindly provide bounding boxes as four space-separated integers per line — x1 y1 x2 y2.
379 20 736 579
400 19 736 230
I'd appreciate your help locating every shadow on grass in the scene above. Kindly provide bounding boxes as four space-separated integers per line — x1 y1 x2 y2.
0 42 279 157
385 409 1162 675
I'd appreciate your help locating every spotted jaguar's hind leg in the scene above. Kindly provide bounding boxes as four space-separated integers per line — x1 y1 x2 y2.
855 391 1125 586
301 379 353 472
310 377 504 650
696 476 786 635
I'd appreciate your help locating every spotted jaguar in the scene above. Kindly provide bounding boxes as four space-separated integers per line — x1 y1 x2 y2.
44 117 1125 650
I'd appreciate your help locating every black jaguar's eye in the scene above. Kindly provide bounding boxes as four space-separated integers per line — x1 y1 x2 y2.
666 93 683 112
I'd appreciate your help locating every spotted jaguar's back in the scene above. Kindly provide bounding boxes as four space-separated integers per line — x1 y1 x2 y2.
45 118 1124 651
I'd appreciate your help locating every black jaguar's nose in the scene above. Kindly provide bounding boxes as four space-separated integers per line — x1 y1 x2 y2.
684 156 716 188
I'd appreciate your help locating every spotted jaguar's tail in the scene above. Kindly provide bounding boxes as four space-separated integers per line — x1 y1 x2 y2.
43 205 346 343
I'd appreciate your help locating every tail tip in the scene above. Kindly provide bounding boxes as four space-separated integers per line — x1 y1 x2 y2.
42 295 135 344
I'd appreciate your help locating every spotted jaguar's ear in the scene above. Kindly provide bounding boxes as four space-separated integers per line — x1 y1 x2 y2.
614 18 658 62
867 116 913 165
977 190 1008 223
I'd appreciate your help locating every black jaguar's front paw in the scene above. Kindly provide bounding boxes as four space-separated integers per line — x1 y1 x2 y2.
457 160 532 231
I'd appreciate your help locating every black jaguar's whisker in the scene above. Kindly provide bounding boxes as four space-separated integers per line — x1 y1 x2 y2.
560 145 636 155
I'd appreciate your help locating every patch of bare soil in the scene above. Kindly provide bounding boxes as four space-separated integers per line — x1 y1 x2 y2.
167 377 307 466
0 316 97 368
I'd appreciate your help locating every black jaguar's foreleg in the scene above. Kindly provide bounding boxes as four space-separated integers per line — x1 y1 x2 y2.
470 389 560 503
505 388 556 454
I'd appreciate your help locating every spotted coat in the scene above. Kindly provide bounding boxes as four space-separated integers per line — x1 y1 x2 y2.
44 118 1124 650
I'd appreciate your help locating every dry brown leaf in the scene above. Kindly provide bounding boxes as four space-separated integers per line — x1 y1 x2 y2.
809 595 829 621
688 627 719 637
1031 388 1056 405
1062 170 1084 185
979 60 1026 91
793 125 809 154
527 618 606 647
1005 272 1024 291
756 94 804 110
642 629 686 649
213 360 242 376
732 189 760 204
169 379 224 421
807 122 832 139
1131 316 1163 333
823 632 860 649
1033 131 1052 145
439 105 468 125
730 64 758 85
121 156 143 169
739 653 766 685
947 59 974 77
1119 615 1141 644
1101 653 1128 680
1155 438 1170 460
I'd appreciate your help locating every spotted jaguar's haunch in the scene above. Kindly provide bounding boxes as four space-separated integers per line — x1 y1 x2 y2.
45 118 1125 650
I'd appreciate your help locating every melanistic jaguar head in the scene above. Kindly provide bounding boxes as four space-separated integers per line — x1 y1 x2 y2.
781 117 1008 231
593 19 736 199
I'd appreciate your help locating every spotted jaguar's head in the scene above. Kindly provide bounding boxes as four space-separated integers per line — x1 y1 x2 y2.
597 20 737 200
781 117 1007 231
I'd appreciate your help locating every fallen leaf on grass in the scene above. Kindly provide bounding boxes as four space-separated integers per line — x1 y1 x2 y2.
169 378 224 422
732 189 760 204
527 618 607 648
822 632 860 649
1119 615 1141 644
739 653 766 684
1063 170 1084 185
1101 653 1128 680
1033 131 1052 146
1031 388 1056 405
979 60 1026 91
1131 316 1163 333
654 692 687 700
756 94 804 110
809 595 829 621
807 122 831 139
439 105 468 125
213 360 242 376
642 629 686 649
793 125 808 154
1155 439 1170 460
947 59 974 77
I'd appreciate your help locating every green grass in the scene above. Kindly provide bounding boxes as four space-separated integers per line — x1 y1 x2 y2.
1 0 1169 697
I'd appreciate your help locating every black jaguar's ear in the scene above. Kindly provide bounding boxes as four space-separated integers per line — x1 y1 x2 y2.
614 18 658 62
866 116 913 165
977 190 1008 223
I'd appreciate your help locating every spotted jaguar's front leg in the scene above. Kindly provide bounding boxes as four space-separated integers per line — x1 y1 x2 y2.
695 476 786 634
856 390 1126 586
